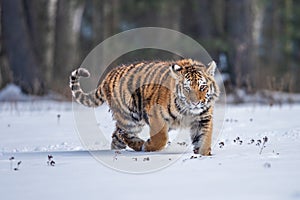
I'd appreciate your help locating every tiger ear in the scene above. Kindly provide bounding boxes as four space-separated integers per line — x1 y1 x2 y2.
207 61 217 76
170 64 182 79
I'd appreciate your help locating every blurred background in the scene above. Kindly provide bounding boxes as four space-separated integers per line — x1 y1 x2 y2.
0 0 300 103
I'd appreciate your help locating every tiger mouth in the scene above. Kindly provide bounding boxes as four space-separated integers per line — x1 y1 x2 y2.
189 107 204 114
189 103 204 110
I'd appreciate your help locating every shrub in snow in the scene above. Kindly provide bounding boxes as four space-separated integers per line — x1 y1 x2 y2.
218 142 225 148
0 84 28 101
47 155 55 166
259 136 268 154
14 161 22 171
9 156 22 171
9 156 14 170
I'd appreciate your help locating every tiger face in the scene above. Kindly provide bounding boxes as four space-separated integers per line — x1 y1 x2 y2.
170 61 218 114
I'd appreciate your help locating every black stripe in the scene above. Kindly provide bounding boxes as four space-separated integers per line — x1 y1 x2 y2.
125 64 145 114
79 94 85 104
143 112 149 124
199 108 210 116
88 93 98 105
74 91 81 99
119 64 135 101
129 93 137 112
123 133 136 140
136 81 142 114
126 65 142 98
131 112 141 122
111 69 122 89
167 104 177 120
154 69 171 104
114 109 137 123
192 134 203 145
116 120 141 131
149 65 168 91
70 80 77 84
72 85 79 90
111 67 128 112
143 62 157 84
175 98 183 113
133 65 145 112
112 133 125 144
144 63 162 88
95 89 100 99
200 118 211 125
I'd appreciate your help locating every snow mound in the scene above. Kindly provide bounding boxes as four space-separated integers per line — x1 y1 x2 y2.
0 84 29 101
0 84 67 101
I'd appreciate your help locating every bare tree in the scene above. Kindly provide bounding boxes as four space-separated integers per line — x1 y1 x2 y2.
2 0 45 94
226 0 256 91
53 0 85 95
24 0 58 85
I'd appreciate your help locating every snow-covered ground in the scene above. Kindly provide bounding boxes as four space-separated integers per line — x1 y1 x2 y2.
0 100 300 200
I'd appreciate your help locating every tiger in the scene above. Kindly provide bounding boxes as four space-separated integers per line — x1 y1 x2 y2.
69 59 219 155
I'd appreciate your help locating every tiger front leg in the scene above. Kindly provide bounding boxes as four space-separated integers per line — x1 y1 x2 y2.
142 115 169 152
190 117 213 156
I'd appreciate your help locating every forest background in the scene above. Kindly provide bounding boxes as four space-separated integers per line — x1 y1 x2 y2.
0 0 299 101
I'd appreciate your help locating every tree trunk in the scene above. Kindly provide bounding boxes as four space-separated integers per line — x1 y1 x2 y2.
24 0 57 85
0 1 13 88
1 0 45 95
226 0 255 90
53 0 85 96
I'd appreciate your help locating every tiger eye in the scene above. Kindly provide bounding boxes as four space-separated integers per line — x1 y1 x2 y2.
200 85 207 91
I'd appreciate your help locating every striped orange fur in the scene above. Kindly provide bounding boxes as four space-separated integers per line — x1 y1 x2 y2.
70 59 219 155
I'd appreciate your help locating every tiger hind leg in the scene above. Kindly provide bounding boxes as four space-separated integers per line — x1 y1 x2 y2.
111 126 145 151
111 128 127 150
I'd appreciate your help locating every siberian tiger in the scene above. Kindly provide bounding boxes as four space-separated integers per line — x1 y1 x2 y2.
70 59 219 155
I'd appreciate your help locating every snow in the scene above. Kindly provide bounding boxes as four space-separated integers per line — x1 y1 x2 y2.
0 84 28 101
0 100 300 200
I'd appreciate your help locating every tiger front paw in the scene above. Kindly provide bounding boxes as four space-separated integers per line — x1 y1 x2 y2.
142 139 166 152
193 147 212 156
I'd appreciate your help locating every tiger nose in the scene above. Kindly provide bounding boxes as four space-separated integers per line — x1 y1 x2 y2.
191 101 200 106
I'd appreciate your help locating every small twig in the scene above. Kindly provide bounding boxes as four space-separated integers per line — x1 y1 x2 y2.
218 142 225 148
248 139 255 145
9 156 14 171
259 136 268 154
57 114 61 125
47 155 55 166
113 151 121 161
256 139 262 146
143 157 150 162
132 157 138 161
14 161 22 171
233 137 243 145
50 160 55 166
182 155 202 162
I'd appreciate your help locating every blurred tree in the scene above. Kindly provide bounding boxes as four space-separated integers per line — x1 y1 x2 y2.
0 1 13 88
79 0 120 61
1 0 300 96
226 0 256 90
24 0 57 86
53 0 85 96
2 0 45 95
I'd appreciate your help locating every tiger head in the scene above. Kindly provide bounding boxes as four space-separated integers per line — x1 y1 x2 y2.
170 59 219 114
